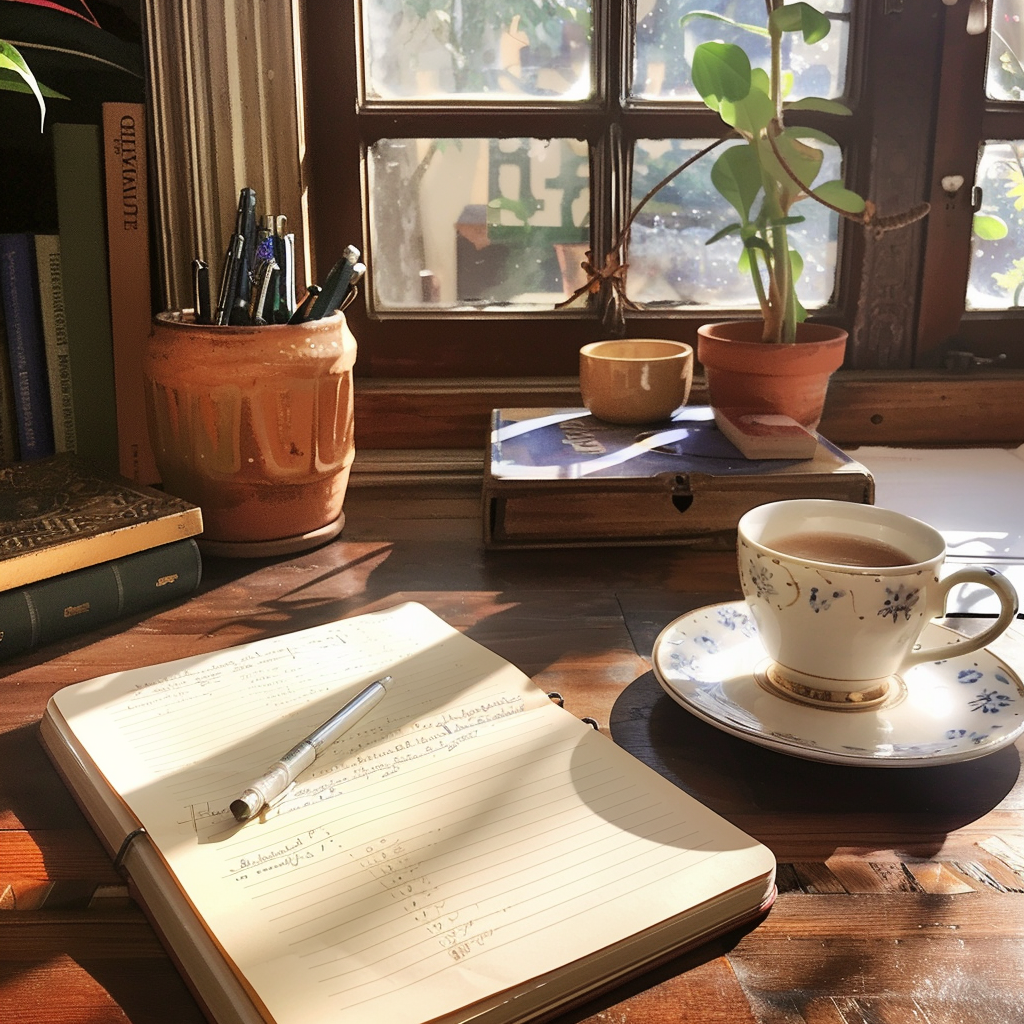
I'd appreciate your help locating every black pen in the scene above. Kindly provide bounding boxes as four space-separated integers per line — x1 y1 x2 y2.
215 233 244 325
338 262 365 311
308 245 360 320
248 256 279 325
192 258 211 324
288 285 321 324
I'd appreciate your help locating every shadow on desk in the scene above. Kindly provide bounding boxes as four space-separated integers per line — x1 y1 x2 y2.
610 671 1022 860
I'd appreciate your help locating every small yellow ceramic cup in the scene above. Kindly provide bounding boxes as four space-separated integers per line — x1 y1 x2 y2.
579 339 694 424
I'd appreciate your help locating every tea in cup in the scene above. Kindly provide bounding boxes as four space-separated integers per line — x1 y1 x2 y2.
737 499 1019 704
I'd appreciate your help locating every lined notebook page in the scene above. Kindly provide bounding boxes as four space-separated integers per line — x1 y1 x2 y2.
52 602 772 1024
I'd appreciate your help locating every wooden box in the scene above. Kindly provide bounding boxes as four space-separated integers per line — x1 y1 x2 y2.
483 407 875 549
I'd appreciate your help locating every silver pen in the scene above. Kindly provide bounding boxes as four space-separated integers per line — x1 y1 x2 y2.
229 676 390 822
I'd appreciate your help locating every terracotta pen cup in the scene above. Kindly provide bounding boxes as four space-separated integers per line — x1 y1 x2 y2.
143 311 357 556
579 339 694 425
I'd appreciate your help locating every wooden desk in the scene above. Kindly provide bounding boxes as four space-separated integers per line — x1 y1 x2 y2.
2 486 1023 1024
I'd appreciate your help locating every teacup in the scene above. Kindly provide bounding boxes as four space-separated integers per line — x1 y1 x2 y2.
737 499 1019 704
579 339 693 424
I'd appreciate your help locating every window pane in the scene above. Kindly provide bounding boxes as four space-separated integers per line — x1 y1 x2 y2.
966 142 1024 310
361 1 593 101
986 0 1024 100
633 0 850 102
368 138 590 309
627 138 839 308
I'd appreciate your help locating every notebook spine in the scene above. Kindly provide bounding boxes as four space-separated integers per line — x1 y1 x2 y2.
0 538 201 660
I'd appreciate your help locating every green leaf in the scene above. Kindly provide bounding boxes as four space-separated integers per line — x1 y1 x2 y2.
710 145 762 221
705 222 743 245
766 130 824 208
784 126 840 147
768 215 807 227
973 213 1009 240
785 97 852 115
679 10 768 38
812 179 867 214
720 84 775 136
692 42 751 111
0 41 46 131
751 67 771 96
0 70 69 100
769 2 831 45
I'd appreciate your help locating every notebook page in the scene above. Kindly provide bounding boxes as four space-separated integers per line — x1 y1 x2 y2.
52 602 771 1024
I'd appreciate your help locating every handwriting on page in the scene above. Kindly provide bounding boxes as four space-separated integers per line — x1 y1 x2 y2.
179 692 531 837
53 602 759 1024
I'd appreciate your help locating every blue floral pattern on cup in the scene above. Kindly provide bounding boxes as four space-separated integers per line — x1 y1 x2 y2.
808 586 847 613
877 584 920 623
746 561 777 600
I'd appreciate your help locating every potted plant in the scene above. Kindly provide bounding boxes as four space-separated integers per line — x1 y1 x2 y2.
681 1 931 432
555 3 929 434
683 2 856 431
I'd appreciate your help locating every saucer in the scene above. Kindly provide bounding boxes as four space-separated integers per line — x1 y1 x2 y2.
652 601 1024 767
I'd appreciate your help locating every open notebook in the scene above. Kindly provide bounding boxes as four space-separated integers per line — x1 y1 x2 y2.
39 602 776 1024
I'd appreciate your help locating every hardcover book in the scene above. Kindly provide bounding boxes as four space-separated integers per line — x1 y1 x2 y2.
0 454 202 591
39 601 776 1024
484 407 875 549
33 234 78 455
103 101 160 484
0 537 201 660
0 232 55 459
0 305 20 463
53 122 119 475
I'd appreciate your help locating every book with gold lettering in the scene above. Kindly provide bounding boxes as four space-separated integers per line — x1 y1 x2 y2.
103 101 160 484
39 601 776 1024
0 453 202 591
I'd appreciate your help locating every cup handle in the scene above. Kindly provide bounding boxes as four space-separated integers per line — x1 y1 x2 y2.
902 566 1019 670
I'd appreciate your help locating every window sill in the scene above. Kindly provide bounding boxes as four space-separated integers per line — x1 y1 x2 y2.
353 370 1024 450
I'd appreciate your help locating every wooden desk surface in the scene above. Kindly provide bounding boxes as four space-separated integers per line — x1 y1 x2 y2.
2 485 1023 1024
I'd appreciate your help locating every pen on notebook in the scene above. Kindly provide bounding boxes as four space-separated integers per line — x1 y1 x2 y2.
229 675 391 823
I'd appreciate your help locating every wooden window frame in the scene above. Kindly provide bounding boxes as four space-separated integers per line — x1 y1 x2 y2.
301 0 1024 448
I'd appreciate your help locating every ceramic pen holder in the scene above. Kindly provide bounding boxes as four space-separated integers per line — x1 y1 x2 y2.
143 310 357 556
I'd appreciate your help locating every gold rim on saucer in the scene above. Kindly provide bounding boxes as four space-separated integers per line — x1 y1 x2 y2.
754 661 906 712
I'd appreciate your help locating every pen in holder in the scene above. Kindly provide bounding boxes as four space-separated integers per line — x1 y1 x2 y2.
143 310 357 556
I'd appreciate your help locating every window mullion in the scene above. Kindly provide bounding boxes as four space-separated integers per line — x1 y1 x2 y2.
914 0 989 365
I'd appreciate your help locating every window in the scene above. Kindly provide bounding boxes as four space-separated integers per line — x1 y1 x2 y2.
303 2 1023 403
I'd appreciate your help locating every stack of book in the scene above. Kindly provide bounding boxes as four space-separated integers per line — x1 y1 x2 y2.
0 101 157 483
0 455 203 660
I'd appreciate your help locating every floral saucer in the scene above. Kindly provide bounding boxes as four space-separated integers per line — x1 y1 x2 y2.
652 601 1024 767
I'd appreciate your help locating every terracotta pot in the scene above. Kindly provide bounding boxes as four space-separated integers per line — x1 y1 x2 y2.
696 321 847 431
144 311 356 555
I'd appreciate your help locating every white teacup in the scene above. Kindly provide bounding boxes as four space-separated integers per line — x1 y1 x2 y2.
737 499 1019 703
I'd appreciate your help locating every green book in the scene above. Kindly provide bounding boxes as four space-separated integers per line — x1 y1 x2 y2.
52 122 119 474
0 538 201 660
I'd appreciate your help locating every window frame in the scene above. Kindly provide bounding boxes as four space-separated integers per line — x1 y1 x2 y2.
302 0 1024 446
